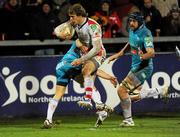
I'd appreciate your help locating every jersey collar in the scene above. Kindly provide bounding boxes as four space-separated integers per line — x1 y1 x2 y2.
78 17 88 29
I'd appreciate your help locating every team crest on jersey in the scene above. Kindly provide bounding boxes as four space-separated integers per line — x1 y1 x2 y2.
90 24 97 32
144 36 153 47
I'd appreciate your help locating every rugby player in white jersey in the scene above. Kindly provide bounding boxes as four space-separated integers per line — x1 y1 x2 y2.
68 4 106 109
43 6 115 128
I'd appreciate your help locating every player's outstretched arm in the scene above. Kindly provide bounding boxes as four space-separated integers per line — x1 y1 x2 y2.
108 42 129 63
96 69 118 88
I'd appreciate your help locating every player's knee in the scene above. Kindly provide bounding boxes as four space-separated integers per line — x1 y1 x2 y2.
82 66 92 76
117 86 129 100
120 97 131 109
53 88 65 100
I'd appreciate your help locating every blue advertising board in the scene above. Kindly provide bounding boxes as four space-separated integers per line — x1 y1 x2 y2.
0 53 180 117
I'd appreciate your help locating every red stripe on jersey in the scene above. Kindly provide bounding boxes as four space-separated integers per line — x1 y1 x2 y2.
88 18 97 25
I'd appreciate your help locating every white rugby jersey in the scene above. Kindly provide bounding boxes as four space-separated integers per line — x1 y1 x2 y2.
74 18 106 62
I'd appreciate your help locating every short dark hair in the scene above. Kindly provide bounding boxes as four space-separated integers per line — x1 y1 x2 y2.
68 3 87 17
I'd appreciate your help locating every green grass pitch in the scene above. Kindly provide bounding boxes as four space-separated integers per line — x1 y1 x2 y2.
0 114 180 137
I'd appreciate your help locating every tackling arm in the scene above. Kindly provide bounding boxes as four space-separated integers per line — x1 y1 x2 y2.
108 42 129 63
96 69 118 88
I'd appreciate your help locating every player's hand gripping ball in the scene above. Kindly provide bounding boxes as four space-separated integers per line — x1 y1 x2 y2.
54 22 75 40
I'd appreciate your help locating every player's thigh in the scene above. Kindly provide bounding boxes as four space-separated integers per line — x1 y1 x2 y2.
74 73 84 87
119 73 140 95
56 61 72 86
82 60 96 75
133 67 153 84
122 67 153 93
53 85 67 100
117 84 129 99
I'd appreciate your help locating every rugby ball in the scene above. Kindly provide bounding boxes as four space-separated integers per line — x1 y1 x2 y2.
54 22 75 39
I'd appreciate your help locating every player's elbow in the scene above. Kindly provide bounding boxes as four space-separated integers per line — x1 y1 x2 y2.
149 51 155 58
147 48 155 58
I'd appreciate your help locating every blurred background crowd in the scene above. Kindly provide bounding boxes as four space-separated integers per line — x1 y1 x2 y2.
0 0 179 54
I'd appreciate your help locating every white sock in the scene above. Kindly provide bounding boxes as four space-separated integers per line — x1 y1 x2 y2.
92 89 102 104
121 97 132 119
140 88 161 99
96 110 107 121
84 76 94 99
46 98 58 123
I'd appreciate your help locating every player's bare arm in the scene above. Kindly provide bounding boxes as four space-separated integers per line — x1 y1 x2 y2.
108 42 129 63
76 39 88 54
140 47 155 60
96 69 118 88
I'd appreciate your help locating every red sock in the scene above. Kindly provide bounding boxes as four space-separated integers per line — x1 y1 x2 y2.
85 87 93 99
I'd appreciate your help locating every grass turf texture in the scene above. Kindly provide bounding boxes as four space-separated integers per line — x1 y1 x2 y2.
0 114 180 137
